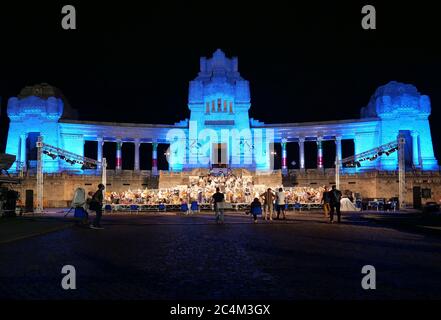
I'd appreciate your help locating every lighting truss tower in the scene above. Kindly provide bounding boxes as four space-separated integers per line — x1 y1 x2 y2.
35 136 107 213
36 136 44 213
335 156 340 190
398 133 406 209
335 138 404 206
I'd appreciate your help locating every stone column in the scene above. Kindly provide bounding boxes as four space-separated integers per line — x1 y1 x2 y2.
411 131 420 168
134 138 140 171
20 133 27 171
116 139 122 171
152 142 158 175
317 136 323 169
97 137 103 170
281 138 287 175
298 137 305 171
335 135 342 165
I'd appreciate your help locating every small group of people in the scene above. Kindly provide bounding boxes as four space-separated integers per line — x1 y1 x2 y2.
259 188 287 221
71 183 106 229
211 187 287 224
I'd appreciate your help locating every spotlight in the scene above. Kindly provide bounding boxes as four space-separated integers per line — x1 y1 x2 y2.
81 163 96 170
355 161 361 167
43 150 57 159
386 147 398 156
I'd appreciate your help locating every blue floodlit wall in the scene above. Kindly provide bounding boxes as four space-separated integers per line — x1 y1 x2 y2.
360 81 438 171
6 95 63 172
4 62 439 174
6 86 84 173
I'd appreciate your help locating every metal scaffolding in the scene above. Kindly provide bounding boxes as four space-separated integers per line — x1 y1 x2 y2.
398 133 406 209
36 137 43 213
35 136 107 213
335 135 405 208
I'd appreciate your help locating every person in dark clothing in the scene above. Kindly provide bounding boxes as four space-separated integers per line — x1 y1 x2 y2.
212 187 225 224
249 198 262 223
90 183 105 229
329 185 342 223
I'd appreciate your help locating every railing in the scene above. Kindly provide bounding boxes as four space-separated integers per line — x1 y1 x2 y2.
102 202 324 212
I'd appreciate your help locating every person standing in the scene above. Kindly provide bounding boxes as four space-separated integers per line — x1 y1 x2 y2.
329 185 342 223
276 188 286 220
260 188 276 221
321 186 331 218
212 187 225 224
90 183 105 229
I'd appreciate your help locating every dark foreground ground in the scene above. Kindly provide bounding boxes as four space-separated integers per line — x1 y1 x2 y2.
0 211 440 300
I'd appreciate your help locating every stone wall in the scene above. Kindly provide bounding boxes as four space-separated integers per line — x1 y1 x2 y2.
10 169 441 208
284 169 441 204
13 170 159 208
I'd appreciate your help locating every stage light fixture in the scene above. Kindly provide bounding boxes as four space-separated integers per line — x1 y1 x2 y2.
386 147 398 156
345 162 356 168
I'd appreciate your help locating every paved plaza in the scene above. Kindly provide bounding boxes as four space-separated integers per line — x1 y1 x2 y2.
0 211 440 300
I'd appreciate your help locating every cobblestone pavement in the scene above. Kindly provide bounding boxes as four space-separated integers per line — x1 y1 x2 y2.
1 211 440 300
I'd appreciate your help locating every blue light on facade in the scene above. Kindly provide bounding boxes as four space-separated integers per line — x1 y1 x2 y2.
4 55 439 173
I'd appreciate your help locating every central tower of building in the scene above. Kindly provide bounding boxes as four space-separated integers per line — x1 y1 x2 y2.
186 49 253 170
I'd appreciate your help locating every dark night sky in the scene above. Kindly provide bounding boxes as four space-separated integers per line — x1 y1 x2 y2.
0 1 440 166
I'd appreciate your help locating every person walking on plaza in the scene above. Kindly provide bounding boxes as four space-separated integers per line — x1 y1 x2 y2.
212 187 225 224
260 188 276 221
329 185 342 223
90 183 105 229
276 188 286 220
321 186 331 218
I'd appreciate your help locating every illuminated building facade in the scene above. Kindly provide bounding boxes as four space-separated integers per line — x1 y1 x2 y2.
5 49 439 174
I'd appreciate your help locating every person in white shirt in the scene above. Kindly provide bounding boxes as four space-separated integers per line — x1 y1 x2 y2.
276 188 286 220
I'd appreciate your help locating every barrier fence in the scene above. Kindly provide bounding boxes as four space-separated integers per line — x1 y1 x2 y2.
102 202 324 213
